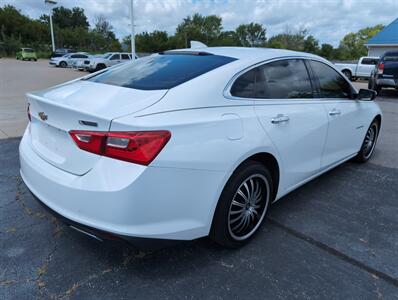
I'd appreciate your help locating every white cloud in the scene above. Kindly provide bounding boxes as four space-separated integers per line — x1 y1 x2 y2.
1 0 397 46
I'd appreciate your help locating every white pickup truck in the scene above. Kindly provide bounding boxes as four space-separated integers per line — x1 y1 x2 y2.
335 57 379 81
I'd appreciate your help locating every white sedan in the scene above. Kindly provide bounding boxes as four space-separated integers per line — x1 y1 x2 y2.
20 47 381 248
49 52 90 68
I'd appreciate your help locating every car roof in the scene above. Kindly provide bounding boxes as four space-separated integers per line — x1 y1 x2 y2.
169 46 320 62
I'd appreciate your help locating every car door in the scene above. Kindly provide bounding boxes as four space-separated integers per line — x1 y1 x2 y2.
308 60 367 168
109 54 121 66
243 59 329 191
68 54 79 65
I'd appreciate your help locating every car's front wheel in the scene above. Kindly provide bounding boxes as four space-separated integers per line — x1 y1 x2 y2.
210 161 273 248
354 119 379 163
59 61 67 68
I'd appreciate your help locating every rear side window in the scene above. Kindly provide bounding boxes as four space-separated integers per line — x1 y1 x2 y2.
121 54 130 60
384 55 398 62
230 69 256 98
362 58 378 65
258 59 312 99
88 53 237 90
231 59 313 99
309 60 352 99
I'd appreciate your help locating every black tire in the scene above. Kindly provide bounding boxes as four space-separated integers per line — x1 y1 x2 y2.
59 61 67 68
370 79 381 94
95 64 106 71
342 70 352 81
33 58 37 62
210 161 274 248
353 119 379 163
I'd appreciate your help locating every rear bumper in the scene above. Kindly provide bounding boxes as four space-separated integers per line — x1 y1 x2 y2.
19 127 224 241
376 78 397 88
30 191 180 249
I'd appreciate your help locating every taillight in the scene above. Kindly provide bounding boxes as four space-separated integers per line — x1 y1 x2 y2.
27 103 31 122
69 130 171 165
377 62 384 74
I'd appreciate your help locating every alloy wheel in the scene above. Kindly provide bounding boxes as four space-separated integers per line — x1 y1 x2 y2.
228 174 270 241
363 124 378 159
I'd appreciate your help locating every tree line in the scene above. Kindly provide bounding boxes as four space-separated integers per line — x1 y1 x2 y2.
0 4 384 60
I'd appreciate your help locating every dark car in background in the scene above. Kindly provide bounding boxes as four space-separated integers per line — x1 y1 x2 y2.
369 51 398 93
50 48 75 58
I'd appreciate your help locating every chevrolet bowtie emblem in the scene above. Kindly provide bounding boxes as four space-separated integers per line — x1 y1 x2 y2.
38 112 48 121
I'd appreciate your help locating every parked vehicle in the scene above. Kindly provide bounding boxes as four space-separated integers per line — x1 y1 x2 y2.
50 48 74 58
20 47 381 248
87 52 135 72
16 48 37 61
335 56 379 80
49 53 90 68
368 51 398 93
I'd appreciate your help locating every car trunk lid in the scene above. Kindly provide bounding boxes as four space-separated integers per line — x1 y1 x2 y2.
27 80 167 175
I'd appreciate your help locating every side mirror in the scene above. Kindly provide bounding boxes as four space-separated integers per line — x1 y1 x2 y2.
357 89 377 101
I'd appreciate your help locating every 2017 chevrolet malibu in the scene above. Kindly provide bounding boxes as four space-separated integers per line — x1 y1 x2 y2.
20 47 381 248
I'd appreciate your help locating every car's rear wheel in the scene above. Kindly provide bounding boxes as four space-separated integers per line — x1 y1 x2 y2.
210 161 273 248
342 70 352 81
95 64 106 71
59 61 67 68
354 119 379 163
369 78 381 93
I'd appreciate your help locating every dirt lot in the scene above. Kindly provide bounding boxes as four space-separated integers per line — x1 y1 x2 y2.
0 57 398 299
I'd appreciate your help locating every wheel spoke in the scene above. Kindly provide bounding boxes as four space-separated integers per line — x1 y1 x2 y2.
228 174 270 240
230 207 245 215
232 199 245 208
249 179 255 199
230 211 245 224
237 189 249 204
232 214 246 232
243 182 251 199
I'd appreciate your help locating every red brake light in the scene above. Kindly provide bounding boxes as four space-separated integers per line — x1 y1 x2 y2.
377 62 384 74
27 103 31 122
69 130 171 165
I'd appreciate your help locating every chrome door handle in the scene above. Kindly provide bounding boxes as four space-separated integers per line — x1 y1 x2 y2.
329 109 341 116
271 114 290 124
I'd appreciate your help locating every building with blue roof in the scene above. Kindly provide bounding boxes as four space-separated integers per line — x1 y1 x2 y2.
366 17 398 57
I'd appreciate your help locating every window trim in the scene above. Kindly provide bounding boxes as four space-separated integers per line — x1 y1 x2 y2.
109 54 120 60
224 56 356 101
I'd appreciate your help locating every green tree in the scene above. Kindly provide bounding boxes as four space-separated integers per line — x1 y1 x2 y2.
267 27 308 51
318 43 334 59
124 30 170 53
303 35 319 54
338 24 384 59
175 13 222 47
235 22 266 47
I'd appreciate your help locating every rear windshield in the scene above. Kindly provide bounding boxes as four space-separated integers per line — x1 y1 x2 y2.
87 53 237 90
23 48 34 52
383 52 398 61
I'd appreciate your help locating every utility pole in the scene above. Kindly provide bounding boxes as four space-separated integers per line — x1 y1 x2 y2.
130 0 136 58
44 0 57 52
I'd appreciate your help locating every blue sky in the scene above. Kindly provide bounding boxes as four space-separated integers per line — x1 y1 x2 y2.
2 0 398 46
